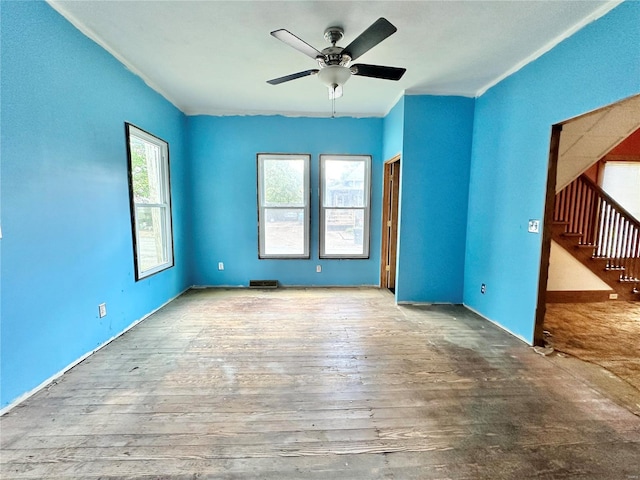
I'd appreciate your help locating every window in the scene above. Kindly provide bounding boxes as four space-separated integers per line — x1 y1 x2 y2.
257 154 310 258
320 155 371 258
126 123 174 280
601 162 640 219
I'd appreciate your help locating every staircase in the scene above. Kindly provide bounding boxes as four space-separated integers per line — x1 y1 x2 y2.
552 174 640 301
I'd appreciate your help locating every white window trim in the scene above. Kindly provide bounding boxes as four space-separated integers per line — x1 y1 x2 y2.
319 154 372 259
126 123 174 280
257 153 311 259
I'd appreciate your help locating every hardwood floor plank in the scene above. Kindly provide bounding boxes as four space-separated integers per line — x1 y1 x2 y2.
2 288 639 479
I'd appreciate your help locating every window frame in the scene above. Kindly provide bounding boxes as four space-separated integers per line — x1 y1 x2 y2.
319 154 372 259
257 153 311 259
125 123 174 280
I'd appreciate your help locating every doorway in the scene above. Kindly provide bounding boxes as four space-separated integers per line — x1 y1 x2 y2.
534 96 640 409
535 94 640 345
381 155 400 292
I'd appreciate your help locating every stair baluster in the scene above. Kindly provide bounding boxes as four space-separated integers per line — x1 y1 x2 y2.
553 174 640 297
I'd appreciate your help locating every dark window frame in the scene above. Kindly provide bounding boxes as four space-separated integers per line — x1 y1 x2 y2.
319 154 372 259
257 153 311 259
125 123 174 280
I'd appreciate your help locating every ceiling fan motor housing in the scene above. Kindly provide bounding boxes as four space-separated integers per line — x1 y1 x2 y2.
318 46 351 68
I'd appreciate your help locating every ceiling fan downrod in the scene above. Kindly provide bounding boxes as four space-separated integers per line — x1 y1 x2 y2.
323 26 344 46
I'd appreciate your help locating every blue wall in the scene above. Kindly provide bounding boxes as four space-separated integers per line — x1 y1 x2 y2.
382 96 405 161
464 1 640 342
0 2 191 407
187 115 383 286
396 96 475 304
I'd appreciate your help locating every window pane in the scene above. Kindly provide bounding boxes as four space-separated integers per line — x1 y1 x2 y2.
258 154 309 259
127 123 173 280
263 159 304 206
323 209 365 255
263 208 305 255
130 136 163 204
601 163 640 219
323 160 365 207
320 155 370 259
136 205 168 272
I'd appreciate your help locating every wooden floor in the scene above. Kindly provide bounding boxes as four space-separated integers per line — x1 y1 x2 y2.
2 288 640 479
544 301 640 392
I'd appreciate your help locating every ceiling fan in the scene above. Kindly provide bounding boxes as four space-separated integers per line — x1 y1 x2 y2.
267 18 406 100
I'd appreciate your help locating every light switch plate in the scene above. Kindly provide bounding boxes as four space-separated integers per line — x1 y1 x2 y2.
528 219 540 233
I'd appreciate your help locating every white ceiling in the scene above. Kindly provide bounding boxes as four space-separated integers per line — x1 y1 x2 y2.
48 0 621 118
557 94 640 191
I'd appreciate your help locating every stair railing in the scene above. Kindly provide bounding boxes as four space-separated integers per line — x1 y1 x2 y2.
554 174 640 285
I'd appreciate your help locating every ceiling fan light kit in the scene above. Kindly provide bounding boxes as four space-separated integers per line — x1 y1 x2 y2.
317 65 351 99
267 17 406 110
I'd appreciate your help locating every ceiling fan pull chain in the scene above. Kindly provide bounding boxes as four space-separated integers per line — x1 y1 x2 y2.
332 93 336 118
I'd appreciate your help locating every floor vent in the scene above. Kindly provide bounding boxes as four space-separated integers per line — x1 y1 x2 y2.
249 280 278 289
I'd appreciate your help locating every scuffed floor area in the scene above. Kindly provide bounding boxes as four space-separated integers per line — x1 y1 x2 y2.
544 301 640 392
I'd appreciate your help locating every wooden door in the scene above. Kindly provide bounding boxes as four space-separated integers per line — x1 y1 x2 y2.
381 156 400 292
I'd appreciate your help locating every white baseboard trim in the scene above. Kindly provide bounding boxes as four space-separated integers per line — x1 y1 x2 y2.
0 287 191 416
463 304 532 346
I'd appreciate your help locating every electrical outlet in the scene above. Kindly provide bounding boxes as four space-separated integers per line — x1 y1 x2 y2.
609 293 618 300
98 303 107 318
481 283 486 294
218 262 224 271
528 219 540 233
316 265 322 273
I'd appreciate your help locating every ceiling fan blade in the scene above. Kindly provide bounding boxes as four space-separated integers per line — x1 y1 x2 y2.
342 18 397 61
267 69 320 85
351 64 406 81
271 29 323 59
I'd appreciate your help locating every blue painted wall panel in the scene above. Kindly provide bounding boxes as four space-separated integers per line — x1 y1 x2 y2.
464 1 640 342
187 115 383 286
0 1 190 407
382 97 405 161
395 96 475 304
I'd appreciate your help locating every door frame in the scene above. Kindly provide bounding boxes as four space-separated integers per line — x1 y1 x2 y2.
533 125 562 346
380 155 401 290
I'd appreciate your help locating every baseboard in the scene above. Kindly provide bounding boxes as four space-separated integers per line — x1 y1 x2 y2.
463 304 532 346
0 286 191 416
191 284 380 289
546 290 614 303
